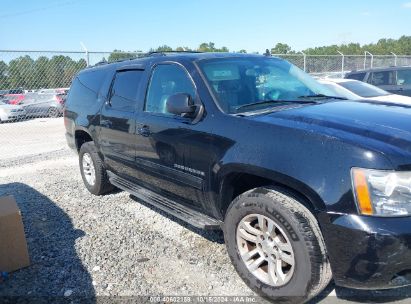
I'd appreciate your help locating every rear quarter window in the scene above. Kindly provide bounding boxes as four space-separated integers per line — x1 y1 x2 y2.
66 68 109 107
77 69 108 93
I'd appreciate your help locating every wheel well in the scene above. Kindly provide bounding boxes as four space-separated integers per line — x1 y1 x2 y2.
75 130 93 151
220 172 316 218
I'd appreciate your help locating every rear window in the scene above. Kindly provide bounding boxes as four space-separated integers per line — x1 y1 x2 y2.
77 69 108 93
346 72 366 81
339 80 389 98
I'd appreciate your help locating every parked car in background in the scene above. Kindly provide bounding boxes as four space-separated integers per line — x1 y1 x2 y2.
38 88 69 95
0 100 26 122
0 88 26 105
345 66 411 97
318 78 411 104
21 92 65 118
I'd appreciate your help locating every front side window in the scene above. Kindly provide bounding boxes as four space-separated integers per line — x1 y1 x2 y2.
370 71 395 86
145 64 196 115
197 57 334 114
397 69 411 85
110 70 143 112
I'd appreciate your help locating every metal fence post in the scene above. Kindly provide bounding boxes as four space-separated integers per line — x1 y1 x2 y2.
364 51 373 69
337 51 344 77
80 42 89 67
300 51 307 72
390 52 397 66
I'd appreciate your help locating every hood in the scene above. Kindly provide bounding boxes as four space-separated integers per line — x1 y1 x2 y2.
365 94 411 105
251 100 411 158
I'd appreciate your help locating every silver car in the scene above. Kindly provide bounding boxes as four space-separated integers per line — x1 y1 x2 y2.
0 100 26 122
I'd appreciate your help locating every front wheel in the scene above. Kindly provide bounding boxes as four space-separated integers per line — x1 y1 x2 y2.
79 142 114 195
224 187 332 304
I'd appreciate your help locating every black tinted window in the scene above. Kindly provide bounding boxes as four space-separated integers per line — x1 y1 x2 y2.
110 70 143 112
346 72 366 81
145 64 195 115
370 71 395 86
78 69 107 93
397 69 411 85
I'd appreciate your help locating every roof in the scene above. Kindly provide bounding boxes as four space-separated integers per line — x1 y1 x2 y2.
347 65 411 74
85 52 268 72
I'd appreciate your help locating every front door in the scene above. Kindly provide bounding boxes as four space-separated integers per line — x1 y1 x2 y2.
133 63 207 210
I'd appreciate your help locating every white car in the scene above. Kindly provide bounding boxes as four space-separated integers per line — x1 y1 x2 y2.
318 78 411 105
0 100 26 122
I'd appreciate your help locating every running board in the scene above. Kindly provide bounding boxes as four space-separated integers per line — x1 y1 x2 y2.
109 173 222 230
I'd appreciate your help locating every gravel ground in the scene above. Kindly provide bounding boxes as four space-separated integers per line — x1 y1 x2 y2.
0 119 411 303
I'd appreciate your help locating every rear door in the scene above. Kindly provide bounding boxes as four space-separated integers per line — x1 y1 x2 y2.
397 69 411 97
99 68 144 178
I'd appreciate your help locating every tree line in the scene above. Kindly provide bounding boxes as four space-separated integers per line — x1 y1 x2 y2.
1 37 411 90
0 55 87 90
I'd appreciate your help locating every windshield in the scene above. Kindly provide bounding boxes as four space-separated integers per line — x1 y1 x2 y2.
339 80 389 98
197 57 335 114
320 82 359 100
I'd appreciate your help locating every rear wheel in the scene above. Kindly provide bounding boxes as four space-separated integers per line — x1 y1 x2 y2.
224 187 332 304
79 142 114 195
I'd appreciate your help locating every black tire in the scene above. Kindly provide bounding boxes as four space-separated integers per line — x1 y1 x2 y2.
79 142 114 195
224 187 332 304
48 107 60 118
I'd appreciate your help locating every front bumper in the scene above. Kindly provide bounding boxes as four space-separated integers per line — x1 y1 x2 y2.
318 212 411 289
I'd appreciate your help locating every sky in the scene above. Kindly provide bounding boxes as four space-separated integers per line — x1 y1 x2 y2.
1 0 411 53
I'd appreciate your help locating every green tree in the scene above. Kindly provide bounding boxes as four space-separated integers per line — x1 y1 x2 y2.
108 49 138 62
0 61 9 90
197 42 229 52
270 43 292 54
8 55 35 89
32 56 50 89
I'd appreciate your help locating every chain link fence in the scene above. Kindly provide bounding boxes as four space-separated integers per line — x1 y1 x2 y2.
1 50 411 163
275 54 411 78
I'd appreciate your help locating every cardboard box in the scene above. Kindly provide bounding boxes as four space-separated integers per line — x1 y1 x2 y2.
0 195 30 272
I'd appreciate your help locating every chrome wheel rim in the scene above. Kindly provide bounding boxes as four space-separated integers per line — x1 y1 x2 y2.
236 214 295 287
82 153 96 186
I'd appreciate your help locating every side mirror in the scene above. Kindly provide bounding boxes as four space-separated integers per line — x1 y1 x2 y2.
166 93 196 116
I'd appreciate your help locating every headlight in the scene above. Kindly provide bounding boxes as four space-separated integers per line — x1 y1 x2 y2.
351 168 411 217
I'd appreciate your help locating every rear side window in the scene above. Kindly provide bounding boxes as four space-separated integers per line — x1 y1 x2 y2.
346 72 366 81
109 70 143 112
370 71 395 86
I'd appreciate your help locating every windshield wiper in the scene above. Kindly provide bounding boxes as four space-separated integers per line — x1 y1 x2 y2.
298 94 347 100
235 99 317 112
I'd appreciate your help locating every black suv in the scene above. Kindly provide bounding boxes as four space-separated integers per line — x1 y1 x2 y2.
345 66 411 97
65 53 411 303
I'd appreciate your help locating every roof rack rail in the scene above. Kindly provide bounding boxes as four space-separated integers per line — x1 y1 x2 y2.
147 50 204 56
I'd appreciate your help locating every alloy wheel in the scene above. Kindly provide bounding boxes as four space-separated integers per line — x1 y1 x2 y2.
236 213 295 287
